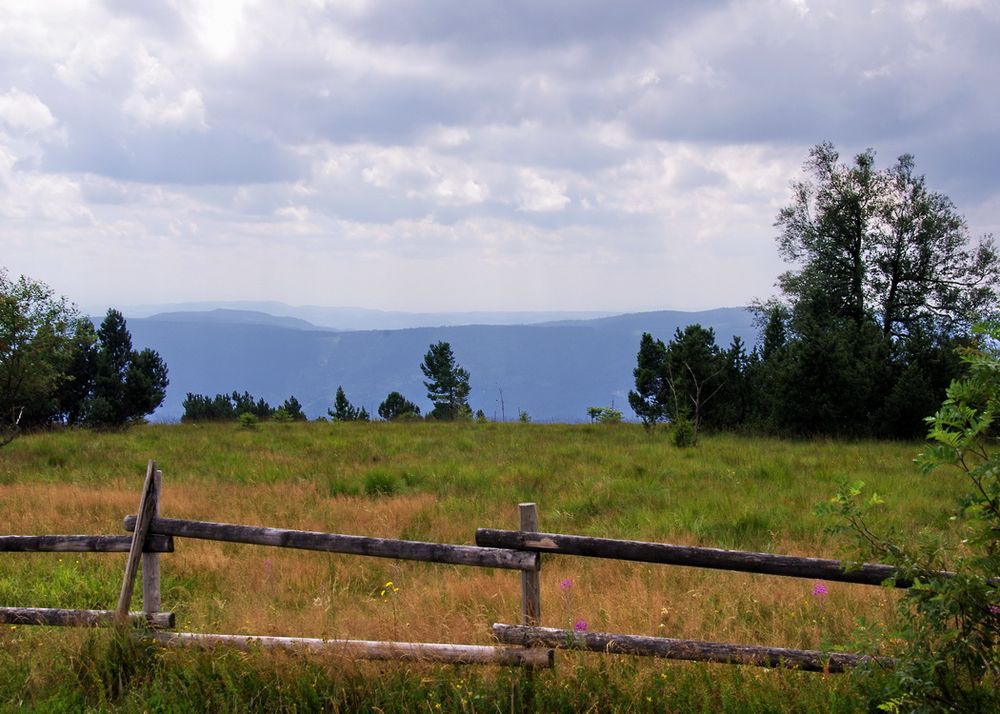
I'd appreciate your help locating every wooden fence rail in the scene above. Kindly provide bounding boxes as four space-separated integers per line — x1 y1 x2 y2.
476 528 937 588
0 534 173 553
123 515 538 571
0 607 174 629
492 624 892 673
3 460 918 674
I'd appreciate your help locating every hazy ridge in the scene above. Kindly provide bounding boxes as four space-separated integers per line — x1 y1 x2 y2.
125 306 757 422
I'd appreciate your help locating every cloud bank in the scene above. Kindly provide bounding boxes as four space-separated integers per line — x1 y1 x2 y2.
2 0 997 311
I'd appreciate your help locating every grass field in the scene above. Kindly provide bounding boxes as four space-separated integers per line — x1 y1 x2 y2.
0 422 967 712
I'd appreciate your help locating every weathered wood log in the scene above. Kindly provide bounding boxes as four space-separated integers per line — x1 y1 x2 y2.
142 468 163 614
125 515 538 571
0 534 173 553
519 503 541 626
476 529 934 587
0 606 174 629
493 624 892 673
147 631 553 667
116 460 158 623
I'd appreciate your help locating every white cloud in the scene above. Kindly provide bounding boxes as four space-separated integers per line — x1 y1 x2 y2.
517 170 570 212
122 50 207 130
0 88 57 133
0 0 997 312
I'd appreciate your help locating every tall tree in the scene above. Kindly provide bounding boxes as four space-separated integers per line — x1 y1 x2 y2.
628 325 731 435
84 309 168 427
420 341 471 420
0 270 82 442
776 143 998 336
628 332 669 429
759 143 999 436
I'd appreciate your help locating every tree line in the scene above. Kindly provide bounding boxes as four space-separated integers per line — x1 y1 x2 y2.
629 143 998 443
0 272 168 445
179 340 474 424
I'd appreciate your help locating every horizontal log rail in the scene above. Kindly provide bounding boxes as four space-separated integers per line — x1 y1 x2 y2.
0 606 175 629
0 534 173 553
476 529 939 587
148 631 553 668
125 515 538 572
492 624 893 673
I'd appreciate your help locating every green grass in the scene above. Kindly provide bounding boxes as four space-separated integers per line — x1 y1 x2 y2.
0 422 964 711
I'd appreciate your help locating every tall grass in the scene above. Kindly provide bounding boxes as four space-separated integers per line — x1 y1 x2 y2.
0 422 960 711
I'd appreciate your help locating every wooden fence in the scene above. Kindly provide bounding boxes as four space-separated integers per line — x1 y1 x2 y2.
1 459 916 673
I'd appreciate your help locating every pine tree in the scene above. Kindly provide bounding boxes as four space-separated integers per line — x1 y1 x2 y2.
420 342 471 420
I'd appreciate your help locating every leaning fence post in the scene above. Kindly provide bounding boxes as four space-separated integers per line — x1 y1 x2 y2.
115 460 157 625
141 468 162 614
519 503 541 626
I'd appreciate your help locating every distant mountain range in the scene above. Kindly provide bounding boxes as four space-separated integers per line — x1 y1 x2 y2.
96 300 619 331
123 306 758 423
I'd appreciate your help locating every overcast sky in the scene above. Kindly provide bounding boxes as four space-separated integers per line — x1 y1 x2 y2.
2 0 998 313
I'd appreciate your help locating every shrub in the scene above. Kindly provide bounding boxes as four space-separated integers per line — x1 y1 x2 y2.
238 412 259 430
822 323 1000 711
671 416 697 447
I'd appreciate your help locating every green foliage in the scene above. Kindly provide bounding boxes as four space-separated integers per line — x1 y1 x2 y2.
182 390 287 422
754 143 999 438
0 269 84 443
270 407 294 424
587 406 623 424
823 323 1000 711
518 409 531 423
83 309 169 428
628 325 739 435
377 391 421 421
628 332 670 428
671 415 697 448
279 395 307 421
420 341 471 420
231 390 274 419
237 412 259 430
328 385 370 422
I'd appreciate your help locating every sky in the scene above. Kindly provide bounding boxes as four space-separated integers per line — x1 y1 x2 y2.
2 0 999 313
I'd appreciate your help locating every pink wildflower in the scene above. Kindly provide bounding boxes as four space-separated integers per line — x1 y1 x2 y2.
812 581 828 597
560 578 573 591
574 619 588 632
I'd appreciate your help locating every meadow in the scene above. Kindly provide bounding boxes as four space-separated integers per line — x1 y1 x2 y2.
0 422 967 712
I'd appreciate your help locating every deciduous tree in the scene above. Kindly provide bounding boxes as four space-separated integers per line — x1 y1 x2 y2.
0 270 81 442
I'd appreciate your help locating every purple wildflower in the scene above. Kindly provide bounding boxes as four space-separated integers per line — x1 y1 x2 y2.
574 619 588 632
989 605 1000 615
560 578 573 591
812 581 828 597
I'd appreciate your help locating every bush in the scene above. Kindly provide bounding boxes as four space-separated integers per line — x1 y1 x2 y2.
671 416 697 447
238 412 259 430
587 406 623 424
823 323 1000 711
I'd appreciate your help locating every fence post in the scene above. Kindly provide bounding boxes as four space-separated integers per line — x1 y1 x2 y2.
115 460 157 625
519 503 541 626
141 468 162 614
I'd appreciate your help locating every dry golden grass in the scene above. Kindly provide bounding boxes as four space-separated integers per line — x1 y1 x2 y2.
1 478 900 656
1 422 958 710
